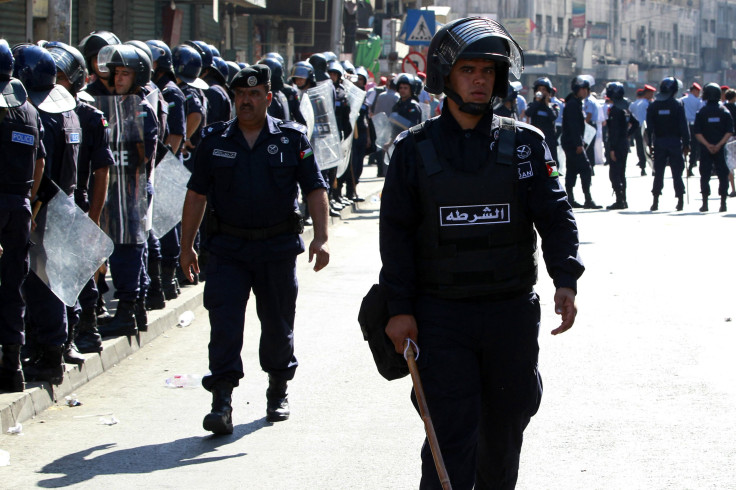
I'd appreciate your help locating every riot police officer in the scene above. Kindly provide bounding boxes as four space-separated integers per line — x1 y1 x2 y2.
494 83 518 119
391 73 422 128
646 77 690 211
693 83 734 212
526 77 560 163
78 30 121 96
13 43 79 385
180 65 330 434
173 44 206 168
0 39 45 392
327 60 352 209
259 56 291 121
380 17 584 489
604 82 639 210
562 76 601 208
266 53 305 125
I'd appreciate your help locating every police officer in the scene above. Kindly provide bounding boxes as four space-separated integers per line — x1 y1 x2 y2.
180 64 329 434
380 17 584 489
391 73 422 128
78 30 121 96
526 77 560 163
290 60 316 95
172 44 205 171
629 87 654 175
680 83 704 177
13 43 79 385
692 83 734 212
344 66 372 201
646 77 690 212
0 39 45 392
605 82 639 210
46 41 114 354
308 53 329 83
327 60 353 209
562 76 602 209
96 44 158 337
494 83 518 119
266 53 305 125
186 41 230 125
259 56 291 121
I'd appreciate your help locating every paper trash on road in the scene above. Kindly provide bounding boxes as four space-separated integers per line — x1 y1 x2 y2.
6 423 22 435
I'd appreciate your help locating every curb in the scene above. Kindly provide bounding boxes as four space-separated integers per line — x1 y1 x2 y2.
0 176 384 433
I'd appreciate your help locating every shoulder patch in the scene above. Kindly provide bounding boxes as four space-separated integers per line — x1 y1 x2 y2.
278 120 308 135
515 120 546 140
394 129 411 145
200 120 229 139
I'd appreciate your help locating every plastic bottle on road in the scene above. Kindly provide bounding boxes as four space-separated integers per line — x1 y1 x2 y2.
177 310 195 327
164 374 202 388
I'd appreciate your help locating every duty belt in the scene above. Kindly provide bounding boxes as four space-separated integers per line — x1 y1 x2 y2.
208 211 304 241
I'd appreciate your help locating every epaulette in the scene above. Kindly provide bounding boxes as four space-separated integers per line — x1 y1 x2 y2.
394 129 411 145
200 120 229 139
278 120 307 135
515 120 546 140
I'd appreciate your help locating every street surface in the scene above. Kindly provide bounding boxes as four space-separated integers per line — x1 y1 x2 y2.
1 164 736 489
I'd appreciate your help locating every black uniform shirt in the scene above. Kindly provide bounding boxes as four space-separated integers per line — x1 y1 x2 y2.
693 102 735 146
179 83 205 147
606 103 639 154
74 100 115 209
645 98 690 147
155 76 186 137
380 104 584 316
561 94 585 151
392 97 423 128
526 100 558 147
0 101 46 197
204 81 232 124
39 109 80 196
188 115 327 263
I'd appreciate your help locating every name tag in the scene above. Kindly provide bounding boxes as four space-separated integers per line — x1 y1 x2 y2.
213 149 237 159
439 204 510 227
708 117 721 123
658 110 671 115
11 131 35 146
66 132 81 144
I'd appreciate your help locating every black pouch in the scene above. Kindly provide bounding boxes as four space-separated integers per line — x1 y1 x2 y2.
357 284 409 381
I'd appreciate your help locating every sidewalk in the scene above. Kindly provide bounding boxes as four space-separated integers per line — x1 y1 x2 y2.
0 174 386 433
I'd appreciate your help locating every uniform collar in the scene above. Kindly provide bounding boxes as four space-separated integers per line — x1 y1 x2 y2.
440 102 494 136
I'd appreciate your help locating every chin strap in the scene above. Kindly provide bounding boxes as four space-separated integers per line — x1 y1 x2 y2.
444 87 493 115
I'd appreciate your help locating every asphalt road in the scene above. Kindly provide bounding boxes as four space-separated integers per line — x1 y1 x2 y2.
1 162 735 489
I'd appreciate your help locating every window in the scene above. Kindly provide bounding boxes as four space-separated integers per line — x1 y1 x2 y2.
546 15 552 34
711 20 716 33
557 17 563 36
536 14 543 36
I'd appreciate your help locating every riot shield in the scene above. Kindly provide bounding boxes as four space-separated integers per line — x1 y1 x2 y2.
299 92 315 138
306 81 342 171
92 95 150 244
152 150 191 237
371 112 392 148
420 102 431 122
727 139 736 171
336 78 367 178
30 186 114 307
384 112 412 166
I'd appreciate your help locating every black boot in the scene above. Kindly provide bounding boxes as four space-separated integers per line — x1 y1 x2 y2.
567 189 583 208
0 345 25 392
266 376 290 422
583 192 602 209
650 195 659 211
23 345 64 385
96 295 113 325
622 189 629 209
161 265 179 300
700 196 708 212
75 307 103 353
203 380 234 435
606 190 626 210
98 301 137 337
146 260 166 310
720 196 727 212
676 196 684 212
135 297 148 332
63 323 85 366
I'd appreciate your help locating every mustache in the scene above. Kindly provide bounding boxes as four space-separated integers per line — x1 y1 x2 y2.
239 103 254 110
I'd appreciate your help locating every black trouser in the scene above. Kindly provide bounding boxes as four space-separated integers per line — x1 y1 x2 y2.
563 147 593 200
699 147 729 197
413 292 542 490
688 124 700 170
609 148 628 193
634 127 647 168
0 195 31 346
652 143 686 197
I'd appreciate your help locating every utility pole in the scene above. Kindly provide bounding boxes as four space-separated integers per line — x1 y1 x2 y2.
48 0 71 43
331 0 344 56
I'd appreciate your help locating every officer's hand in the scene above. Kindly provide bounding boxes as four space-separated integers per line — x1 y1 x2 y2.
551 287 577 335
609 151 617 162
385 314 418 354
576 146 584 154
179 247 200 283
683 146 690 157
308 238 330 272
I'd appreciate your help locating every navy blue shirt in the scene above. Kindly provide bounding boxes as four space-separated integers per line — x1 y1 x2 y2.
0 101 45 197
203 81 232 124
75 100 115 209
561 95 586 151
188 115 327 262
155 76 186 137
39 109 80 196
646 98 690 148
526 100 558 148
179 83 205 148
693 102 734 146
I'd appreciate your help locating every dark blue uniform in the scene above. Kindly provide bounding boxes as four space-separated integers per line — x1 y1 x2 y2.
0 101 44 346
179 83 205 170
380 104 584 489
646 98 690 198
526 99 559 163
606 102 639 196
392 97 423 128
693 102 734 198
203 80 232 124
561 94 593 205
187 115 327 390
282 84 306 125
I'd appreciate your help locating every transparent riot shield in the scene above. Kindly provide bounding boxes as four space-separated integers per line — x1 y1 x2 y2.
307 81 342 171
371 112 392 148
336 78 367 178
384 112 412 166
92 95 150 244
727 139 736 171
30 186 114 307
152 150 191 237
299 92 315 138
420 102 431 122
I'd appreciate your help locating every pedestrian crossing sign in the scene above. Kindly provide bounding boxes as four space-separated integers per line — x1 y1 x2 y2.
400 9 436 46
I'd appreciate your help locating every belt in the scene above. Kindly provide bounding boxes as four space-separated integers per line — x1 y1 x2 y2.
208 211 304 241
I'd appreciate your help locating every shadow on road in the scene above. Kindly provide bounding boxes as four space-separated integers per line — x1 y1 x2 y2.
36 417 269 487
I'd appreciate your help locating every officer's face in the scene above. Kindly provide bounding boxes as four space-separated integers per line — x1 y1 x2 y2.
447 58 496 105
233 85 272 125
398 83 412 100
293 77 307 89
114 67 135 95
329 72 340 84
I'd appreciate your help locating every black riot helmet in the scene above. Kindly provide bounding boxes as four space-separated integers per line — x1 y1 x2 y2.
12 44 76 113
226 60 243 86
211 56 229 85
257 56 284 90
394 72 414 89
146 40 173 76
323 51 338 63
425 17 524 115
327 60 344 80
340 59 356 75
291 61 315 85
78 30 121 69
185 40 214 71
98 44 152 90
656 76 683 101
0 39 27 108
533 76 553 93
411 73 424 99
605 81 625 100
171 44 203 84
208 44 221 58
702 82 722 103
571 75 592 95
355 66 369 84
0 39 14 78
44 41 87 95
308 53 328 81
265 52 285 66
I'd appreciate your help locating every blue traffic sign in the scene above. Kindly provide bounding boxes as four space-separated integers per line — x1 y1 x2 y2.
400 9 436 46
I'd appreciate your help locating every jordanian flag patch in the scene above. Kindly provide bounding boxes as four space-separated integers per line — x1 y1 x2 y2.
300 148 313 160
546 163 559 177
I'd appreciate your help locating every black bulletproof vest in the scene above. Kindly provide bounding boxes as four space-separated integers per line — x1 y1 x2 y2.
0 103 40 197
649 98 683 138
410 117 538 299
